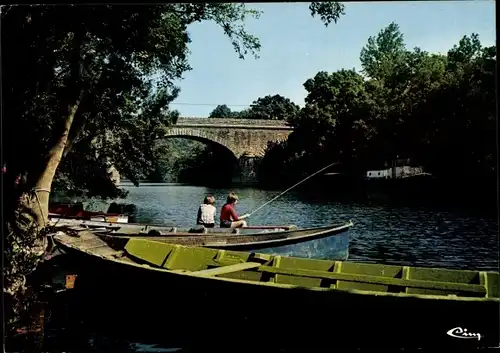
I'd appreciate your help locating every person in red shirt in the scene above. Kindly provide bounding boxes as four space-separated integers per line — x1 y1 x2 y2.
220 192 250 228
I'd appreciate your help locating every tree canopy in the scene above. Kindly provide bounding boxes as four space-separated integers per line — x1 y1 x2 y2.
208 94 300 120
3 2 344 212
247 95 300 120
259 23 496 187
2 2 347 311
3 4 264 204
209 104 234 118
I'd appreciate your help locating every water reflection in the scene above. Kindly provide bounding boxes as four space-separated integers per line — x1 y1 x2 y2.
123 184 498 271
39 184 497 352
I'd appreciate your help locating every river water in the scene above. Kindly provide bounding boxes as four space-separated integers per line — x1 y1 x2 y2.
122 183 498 271
39 183 498 352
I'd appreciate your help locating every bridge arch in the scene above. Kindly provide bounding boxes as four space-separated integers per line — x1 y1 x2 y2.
161 130 241 184
161 118 293 184
112 118 292 185
163 127 238 160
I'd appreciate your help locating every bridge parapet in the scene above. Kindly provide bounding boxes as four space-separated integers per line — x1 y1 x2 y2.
165 117 293 183
177 117 291 128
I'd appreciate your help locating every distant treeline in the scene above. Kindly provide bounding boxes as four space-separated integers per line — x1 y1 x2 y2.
155 23 495 198
47 20 496 197
208 94 299 120
41 19 494 195
146 139 237 185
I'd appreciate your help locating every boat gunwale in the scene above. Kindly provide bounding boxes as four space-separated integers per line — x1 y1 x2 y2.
52 233 499 303
192 221 352 248
100 221 353 248
50 219 352 236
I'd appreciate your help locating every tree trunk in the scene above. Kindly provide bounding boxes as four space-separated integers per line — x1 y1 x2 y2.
30 26 87 229
62 69 104 159
31 92 84 228
4 26 88 337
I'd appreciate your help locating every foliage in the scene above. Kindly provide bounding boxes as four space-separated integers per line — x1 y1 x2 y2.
208 94 300 120
209 104 235 119
359 22 407 82
2 4 346 323
176 145 238 185
247 94 300 120
309 2 345 27
147 139 204 182
146 138 239 185
259 23 496 189
2 4 265 201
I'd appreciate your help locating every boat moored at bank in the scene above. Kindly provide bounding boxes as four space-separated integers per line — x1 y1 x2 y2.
51 231 500 349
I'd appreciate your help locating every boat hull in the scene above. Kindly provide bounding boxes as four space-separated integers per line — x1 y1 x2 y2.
48 201 135 223
49 214 129 223
98 222 351 260
52 242 499 350
247 229 349 259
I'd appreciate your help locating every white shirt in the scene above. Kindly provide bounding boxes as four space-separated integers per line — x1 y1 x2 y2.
198 204 216 224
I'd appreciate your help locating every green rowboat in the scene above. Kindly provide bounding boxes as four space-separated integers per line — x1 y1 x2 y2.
52 231 499 350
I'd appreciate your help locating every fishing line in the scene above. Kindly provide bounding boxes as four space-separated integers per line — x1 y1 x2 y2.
248 161 339 217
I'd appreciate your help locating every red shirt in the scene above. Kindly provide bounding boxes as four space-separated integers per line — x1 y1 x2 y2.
220 203 239 222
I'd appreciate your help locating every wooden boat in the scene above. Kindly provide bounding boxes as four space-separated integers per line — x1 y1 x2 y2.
50 220 353 260
49 202 136 223
51 231 499 350
49 217 290 232
49 213 129 224
103 222 351 260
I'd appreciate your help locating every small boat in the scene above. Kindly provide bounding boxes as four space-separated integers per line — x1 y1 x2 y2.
51 231 499 350
50 220 353 260
52 213 129 223
103 222 351 260
49 217 296 233
49 202 136 223
49 213 130 224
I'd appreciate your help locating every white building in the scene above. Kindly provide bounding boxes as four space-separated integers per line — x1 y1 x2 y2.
366 169 391 179
366 166 426 179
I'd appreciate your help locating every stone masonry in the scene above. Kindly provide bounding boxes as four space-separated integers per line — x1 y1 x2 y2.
167 117 293 158
165 117 294 184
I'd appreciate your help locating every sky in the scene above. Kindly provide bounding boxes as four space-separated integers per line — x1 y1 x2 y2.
171 1 496 117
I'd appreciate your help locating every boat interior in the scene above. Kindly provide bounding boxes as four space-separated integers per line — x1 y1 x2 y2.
50 219 298 236
54 231 498 299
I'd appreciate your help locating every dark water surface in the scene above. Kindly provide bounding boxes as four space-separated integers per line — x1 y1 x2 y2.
123 183 498 271
38 184 498 352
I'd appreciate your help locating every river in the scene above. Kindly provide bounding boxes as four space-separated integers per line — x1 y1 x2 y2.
36 183 498 352
121 183 498 271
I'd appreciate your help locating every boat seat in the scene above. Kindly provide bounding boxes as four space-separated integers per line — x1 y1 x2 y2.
188 226 208 234
190 262 262 277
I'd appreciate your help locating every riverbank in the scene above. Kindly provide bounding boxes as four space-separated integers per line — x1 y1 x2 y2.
151 174 497 215
7 182 498 352
315 174 497 214
4 257 63 353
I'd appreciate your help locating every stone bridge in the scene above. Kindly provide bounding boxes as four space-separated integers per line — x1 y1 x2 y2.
168 117 292 158
164 117 293 183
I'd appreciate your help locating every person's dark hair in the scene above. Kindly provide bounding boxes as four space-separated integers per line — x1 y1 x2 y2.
204 194 215 205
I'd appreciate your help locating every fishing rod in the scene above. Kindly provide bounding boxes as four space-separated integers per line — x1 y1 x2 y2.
247 161 339 218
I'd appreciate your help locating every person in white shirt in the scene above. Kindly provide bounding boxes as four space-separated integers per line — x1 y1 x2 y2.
196 194 216 228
